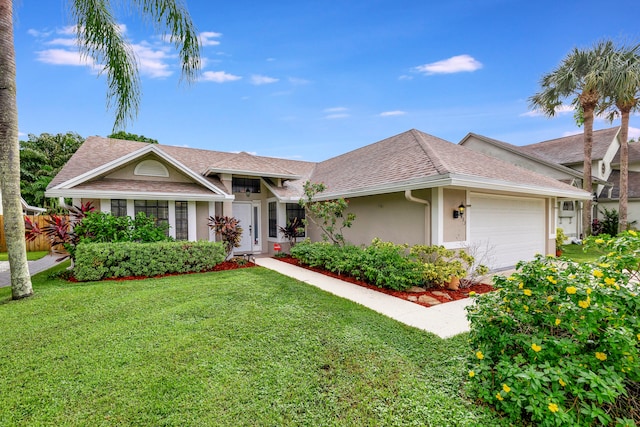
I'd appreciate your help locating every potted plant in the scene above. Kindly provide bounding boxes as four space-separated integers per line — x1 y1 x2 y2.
555 227 567 257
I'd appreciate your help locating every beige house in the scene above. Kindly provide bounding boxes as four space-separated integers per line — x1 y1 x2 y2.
460 127 623 241
46 129 591 270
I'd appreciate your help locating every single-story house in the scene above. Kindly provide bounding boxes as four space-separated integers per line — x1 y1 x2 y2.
46 129 591 270
0 194 47 216
460 127 623 241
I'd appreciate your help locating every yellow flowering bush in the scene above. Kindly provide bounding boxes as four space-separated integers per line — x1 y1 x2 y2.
466 247 640 427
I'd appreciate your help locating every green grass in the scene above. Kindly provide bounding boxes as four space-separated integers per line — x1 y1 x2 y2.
0 264 506 426
560 243 604 263
0 251 50 261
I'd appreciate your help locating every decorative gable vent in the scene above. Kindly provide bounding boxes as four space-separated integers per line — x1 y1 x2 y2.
134 160 169 177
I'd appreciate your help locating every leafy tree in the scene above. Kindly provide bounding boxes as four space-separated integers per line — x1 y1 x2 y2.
207 216 243 259
107 131 158 144
20 132 85 209
600 43 640 231
0 0 201 299
529 40 616 238
299 181 356 247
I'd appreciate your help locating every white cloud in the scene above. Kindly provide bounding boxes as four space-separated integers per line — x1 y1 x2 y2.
35 48 92 67
324 107 348 113
413 54 482 75
46 38 77 47
28 28 52 38
325 113 350 119
629 126 640 140
199 31 222 46
379 110 406 117
251 74 279 85
521 104 575 117
562 130 582 137
398 75 413 80
131 42 173 78
201 70 241 83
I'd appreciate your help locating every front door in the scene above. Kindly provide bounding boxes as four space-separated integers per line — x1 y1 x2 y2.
232 203 253 253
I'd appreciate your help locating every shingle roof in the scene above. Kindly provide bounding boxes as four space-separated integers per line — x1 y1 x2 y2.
49 131 588 199
612 140 640 165
311 129 586 195
518 127 620 165
601 170 640 200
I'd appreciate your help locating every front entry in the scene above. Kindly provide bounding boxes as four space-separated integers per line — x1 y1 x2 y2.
232 203 255 253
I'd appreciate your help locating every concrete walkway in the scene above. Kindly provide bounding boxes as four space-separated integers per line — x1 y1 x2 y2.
0 255 64 288
255 257 475 339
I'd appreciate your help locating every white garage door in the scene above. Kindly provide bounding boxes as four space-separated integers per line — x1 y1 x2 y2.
470 194 545 270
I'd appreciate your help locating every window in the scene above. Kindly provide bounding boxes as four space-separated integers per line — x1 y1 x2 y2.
134 160 169 177
111 199 127 217
562 201 574 211
268 202 277 238
232 177 261 194
134 200 169 234
286 203 305 237
175 201 188 240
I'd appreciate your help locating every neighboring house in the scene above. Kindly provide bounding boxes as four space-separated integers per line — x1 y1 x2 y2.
460 127 622 241
0 193 47 216
598 139 640 225
46 129 590 270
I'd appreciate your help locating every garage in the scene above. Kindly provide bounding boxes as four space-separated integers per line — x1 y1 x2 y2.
469 193 546 270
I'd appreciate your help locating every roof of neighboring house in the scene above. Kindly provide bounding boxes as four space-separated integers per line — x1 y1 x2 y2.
600 170 640 200
459 132 587 179
517 127 620 165
611 140 640 165
48 131 591 201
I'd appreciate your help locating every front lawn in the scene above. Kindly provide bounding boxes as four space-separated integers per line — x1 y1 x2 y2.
0 264 505 426
0 251 49 261
559 243 604 263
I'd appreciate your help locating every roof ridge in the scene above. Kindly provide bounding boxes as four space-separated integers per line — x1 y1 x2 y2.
411 129 450 174
525 126 620 147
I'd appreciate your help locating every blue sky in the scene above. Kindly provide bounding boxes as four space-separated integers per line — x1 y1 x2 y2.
12 0 640 162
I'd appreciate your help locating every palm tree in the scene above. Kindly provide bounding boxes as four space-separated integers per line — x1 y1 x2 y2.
529 40 615 238
601 44 640 232
0 0 200 299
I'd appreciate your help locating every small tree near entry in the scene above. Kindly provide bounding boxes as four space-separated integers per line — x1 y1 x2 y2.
299 181 356 247
208 216 243 259
278 217 304 248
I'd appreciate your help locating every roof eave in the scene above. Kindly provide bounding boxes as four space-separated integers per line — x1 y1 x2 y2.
45 188 234 202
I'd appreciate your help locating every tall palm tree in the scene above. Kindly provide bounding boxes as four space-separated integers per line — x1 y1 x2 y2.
0 0 200 299
529 40 615 238
601 44 640 232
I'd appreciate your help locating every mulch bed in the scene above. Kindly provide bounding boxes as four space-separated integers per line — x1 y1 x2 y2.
274 255 494 308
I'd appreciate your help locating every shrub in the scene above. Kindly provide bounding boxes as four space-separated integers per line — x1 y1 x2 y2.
466 249 640 426
208 216 243 259
410 245 486 287
555 227 567 251
74 241 226 281
74 211 171 243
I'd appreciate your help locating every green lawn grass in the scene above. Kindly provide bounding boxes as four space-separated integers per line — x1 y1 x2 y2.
0 251 49 261
0 264 505 426
560 243 604 263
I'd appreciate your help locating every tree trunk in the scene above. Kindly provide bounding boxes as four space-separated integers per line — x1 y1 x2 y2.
618 106 631 232
582 106 594 237
0 0 33 299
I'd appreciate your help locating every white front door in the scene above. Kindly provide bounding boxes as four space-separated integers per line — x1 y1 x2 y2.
232 203 253 253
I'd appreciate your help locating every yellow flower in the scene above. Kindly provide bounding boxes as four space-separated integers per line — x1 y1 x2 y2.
629 230 637 236
595 352 607 361
555 318 561 326
523 305 529 312
604 277 616 286
547 295 553 302
568 274 576 279
523 289 532 296
518 282 524 289
476 351 484 360
578 299 590 309
593 269 604 278
559 378 566 387
507 276 515 281
469 291 476 296
637 333 640 341
566 286 577 294
586 288 592 295
548 403 559 413
547 276 557 284
598 263 609 268
531 343 542 352
495 393 503 401
468 370 475 378
595 238 605 244
502 384 511 393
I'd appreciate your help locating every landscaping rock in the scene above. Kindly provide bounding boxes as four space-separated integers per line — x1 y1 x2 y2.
407 295 418 302
418 295 441 305
432 291 453 300
407 286 426 293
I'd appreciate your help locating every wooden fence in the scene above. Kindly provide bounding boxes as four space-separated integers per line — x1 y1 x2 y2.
0 215 65 253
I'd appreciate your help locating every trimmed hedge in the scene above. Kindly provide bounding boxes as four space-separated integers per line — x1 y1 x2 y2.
74 241 226 281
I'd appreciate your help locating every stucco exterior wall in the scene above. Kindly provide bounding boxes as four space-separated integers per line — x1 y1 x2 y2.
443 188 466 242
315 190 432 247
195 201 211 241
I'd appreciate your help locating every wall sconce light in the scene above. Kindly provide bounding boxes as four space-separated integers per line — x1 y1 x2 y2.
453 203 465 219
245 188 251 197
